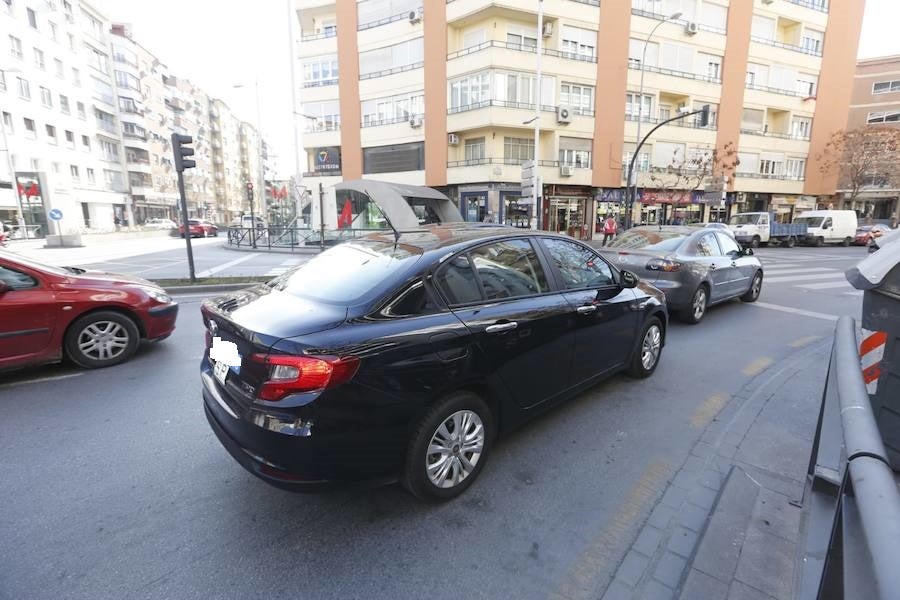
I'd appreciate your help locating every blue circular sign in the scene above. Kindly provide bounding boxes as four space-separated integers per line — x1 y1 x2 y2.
48 208 63 221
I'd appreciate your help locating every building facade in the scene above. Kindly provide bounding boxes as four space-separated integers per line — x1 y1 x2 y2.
845 55 900 222
293 0 864 237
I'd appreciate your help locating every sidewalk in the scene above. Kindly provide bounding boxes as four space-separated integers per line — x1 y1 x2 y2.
5 233 220 266
601 337 831 600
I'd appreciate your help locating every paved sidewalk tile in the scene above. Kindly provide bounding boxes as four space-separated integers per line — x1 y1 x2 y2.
616 550 651 587
678 569 729 600
653 552 688 588
667 526 699 558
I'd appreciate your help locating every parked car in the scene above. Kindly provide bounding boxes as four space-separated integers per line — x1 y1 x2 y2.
200 224 667 500
144 218 177 230
794 210 858 246
179 219 218 238
0 251 178 371
868 227 900 253
702 223 736 238
727 212 808 247
598 226 762 324
854 224 891 246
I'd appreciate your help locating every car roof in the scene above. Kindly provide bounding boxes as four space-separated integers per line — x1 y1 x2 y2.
358 223 554 255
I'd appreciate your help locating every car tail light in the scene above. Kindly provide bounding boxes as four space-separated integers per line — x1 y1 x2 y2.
250 354 360 401
646 258 682 272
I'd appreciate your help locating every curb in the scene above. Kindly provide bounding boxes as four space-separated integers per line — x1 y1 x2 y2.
163 282 259 295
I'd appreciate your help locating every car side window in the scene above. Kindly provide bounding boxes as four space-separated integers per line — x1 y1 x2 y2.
717 233 741 255
434 255 483 305
540 238 614 289
0 265 38 290
383 280 440 317
822 218 832 229
469 239 549 300
694 233 722 257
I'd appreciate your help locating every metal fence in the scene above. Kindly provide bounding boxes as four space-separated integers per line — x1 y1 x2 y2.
798 316 900 600
226 226 387 251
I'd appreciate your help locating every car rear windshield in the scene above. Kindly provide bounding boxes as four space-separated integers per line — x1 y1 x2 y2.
795 217 824 227
267 241 423 304
607 230 687 252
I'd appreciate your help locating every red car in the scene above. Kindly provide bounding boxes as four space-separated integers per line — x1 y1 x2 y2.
853 224 890 246
0 251 178 371
179 219 218 238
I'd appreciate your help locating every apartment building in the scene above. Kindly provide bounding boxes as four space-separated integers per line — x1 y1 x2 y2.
845 55 900 221
293 0 863 236
209 98 249 223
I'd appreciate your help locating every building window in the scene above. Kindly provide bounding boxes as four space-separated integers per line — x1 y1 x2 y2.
114 70 139 90
0 71 5 92
302 54 339 87
30 158 41 170
503 137 534 163
77 101 86 119
67 33 74 50
302 100 340 131
628 39 659 69
17 77 30 100
362 142 425 173
560 83 594 115
99 139 120 161
27 7 38 28
86 45 109 72
361 91 423 127
50 22 58 41
81 134 90 150
698 52 721 80
759 158 783 176
872 79 900 94
796 76 817 97
122 122 147 139
625 92 653 121
867 111 900 124
112 45 137 66
506 26 537 50
59 94 70 114
72 67 81 86
741 107 764 131
86 168 95 183
745 63 769 88
800 29 823 54
622 146 650 172
357 0 419 29
449 71 491 111
46 124 57 143
559 137 592 168
464 137 485 161
70 165 80 181
791 117 812 139
24 118 36 139
358 38 424 79
9 35 22 59
33 47 45 69
699 1 727 31
54 58 64 78
561 25 596 60
118 96 139 114
40 86 52 107
2 111 13 134
785 158 806 180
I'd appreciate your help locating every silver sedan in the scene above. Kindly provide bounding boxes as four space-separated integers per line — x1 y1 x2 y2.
597 226 763 324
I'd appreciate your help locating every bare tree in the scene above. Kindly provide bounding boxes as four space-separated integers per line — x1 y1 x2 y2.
817 127 900 204
647 141 740 208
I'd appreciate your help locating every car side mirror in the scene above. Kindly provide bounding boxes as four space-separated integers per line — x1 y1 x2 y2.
0 281 11 295
743 247 754 256
620 270 638 289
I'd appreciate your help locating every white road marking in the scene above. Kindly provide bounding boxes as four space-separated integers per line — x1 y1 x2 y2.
845 290 864 297
196 254 257 278
0 372 84 389
764 272 846 284
763 267 834 276
797 280 853 290
752 302 839 322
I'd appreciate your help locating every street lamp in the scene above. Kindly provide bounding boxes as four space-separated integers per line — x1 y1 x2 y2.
0 66 28 237
629 11 682 228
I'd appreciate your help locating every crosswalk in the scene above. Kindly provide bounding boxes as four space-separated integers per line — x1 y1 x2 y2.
757 251 861 296
263 257 308 276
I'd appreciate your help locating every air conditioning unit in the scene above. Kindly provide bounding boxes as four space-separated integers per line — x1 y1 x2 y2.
677 103 690 114
557 105 572 124
542 22 553 38
685 21 699 35
448 133 460 145
560 165 575 177
410 116 423 128
409 8 423 24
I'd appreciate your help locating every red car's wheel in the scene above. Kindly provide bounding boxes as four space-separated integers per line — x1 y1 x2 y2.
64 311 141 368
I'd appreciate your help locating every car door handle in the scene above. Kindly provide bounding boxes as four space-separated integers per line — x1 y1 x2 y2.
485 321 517 334
576 305 597 315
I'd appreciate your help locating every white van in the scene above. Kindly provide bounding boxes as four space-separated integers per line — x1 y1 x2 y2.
794 210 858 246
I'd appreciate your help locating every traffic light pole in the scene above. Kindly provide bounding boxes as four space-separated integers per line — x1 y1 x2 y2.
246 182 257 249
176 169 196 283
625 106 709 230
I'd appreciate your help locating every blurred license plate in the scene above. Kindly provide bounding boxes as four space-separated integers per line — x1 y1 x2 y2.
213 359 229 386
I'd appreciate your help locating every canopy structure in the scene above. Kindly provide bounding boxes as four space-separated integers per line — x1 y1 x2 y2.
334 180 462 231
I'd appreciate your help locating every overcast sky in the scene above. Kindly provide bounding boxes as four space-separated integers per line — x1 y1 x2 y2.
92 0 899 179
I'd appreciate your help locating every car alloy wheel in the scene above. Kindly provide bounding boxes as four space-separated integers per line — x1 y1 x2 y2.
65 310 140 368
425 410 485 489
78 321 130 361
742 272 763 302
641 324 662 371
692 287 707 321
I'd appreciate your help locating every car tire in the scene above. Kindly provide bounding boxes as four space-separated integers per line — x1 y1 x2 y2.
782 237 795 248
842 237 851 247
750 236 760 248
741 271 763 303
401 391 494 502
64 310 141 369
815 236 825 247
627 316 664 378
679 284 709 325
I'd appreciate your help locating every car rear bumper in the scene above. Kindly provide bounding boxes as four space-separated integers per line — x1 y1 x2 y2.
647 278 693 311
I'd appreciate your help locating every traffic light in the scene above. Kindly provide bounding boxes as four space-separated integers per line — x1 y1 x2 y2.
171 133 195 172
245 182 254 202
699 104 711 128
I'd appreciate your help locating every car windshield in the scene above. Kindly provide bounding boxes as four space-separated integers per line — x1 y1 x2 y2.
268 241 423 304
729 214 760 225
607 230 688 251
795 217 824 227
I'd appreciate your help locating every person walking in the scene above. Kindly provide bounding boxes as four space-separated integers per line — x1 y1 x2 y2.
602 214 618 246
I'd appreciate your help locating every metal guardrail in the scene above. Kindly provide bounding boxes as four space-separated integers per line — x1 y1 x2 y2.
226 226 387 250
750 35 823 57
798 316 900 600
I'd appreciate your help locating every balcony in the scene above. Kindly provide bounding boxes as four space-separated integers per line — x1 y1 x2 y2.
631 8 725 35
628 62 721 84
745 82 811 98
303 78 338 89
166 98 186 112
625 113 716 131
734 172 805 181
358 7 421 31
301 29 336 41
359 62 424 82
751 35 822 58
95 119 118 134
448 40 597 64
788 0 828 13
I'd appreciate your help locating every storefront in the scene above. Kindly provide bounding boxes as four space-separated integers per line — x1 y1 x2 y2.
595 188 626 233
769 194 817 222
453 183 530 225
544 184 592 239
133 197 177 224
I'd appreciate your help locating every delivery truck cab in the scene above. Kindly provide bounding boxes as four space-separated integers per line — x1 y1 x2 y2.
794 210 858 246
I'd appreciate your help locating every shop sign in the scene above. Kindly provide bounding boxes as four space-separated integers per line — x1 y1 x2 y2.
313 147 341 172
15 172 43 205
641 190 694 206
596 188 626 203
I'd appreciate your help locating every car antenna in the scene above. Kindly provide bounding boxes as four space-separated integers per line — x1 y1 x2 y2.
365 189 401 245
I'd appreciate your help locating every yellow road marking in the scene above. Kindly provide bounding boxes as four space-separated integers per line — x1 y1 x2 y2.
691 393 729 429
551 461 670 600
742 357 774 377
789 335 820 348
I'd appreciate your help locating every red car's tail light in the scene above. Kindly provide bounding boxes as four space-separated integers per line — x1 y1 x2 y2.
646 258 682 272
250 354 360 401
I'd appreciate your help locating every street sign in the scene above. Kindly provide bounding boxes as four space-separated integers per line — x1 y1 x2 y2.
48 208 63 221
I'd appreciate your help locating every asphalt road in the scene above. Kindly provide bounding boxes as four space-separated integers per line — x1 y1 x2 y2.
0 246 869 600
